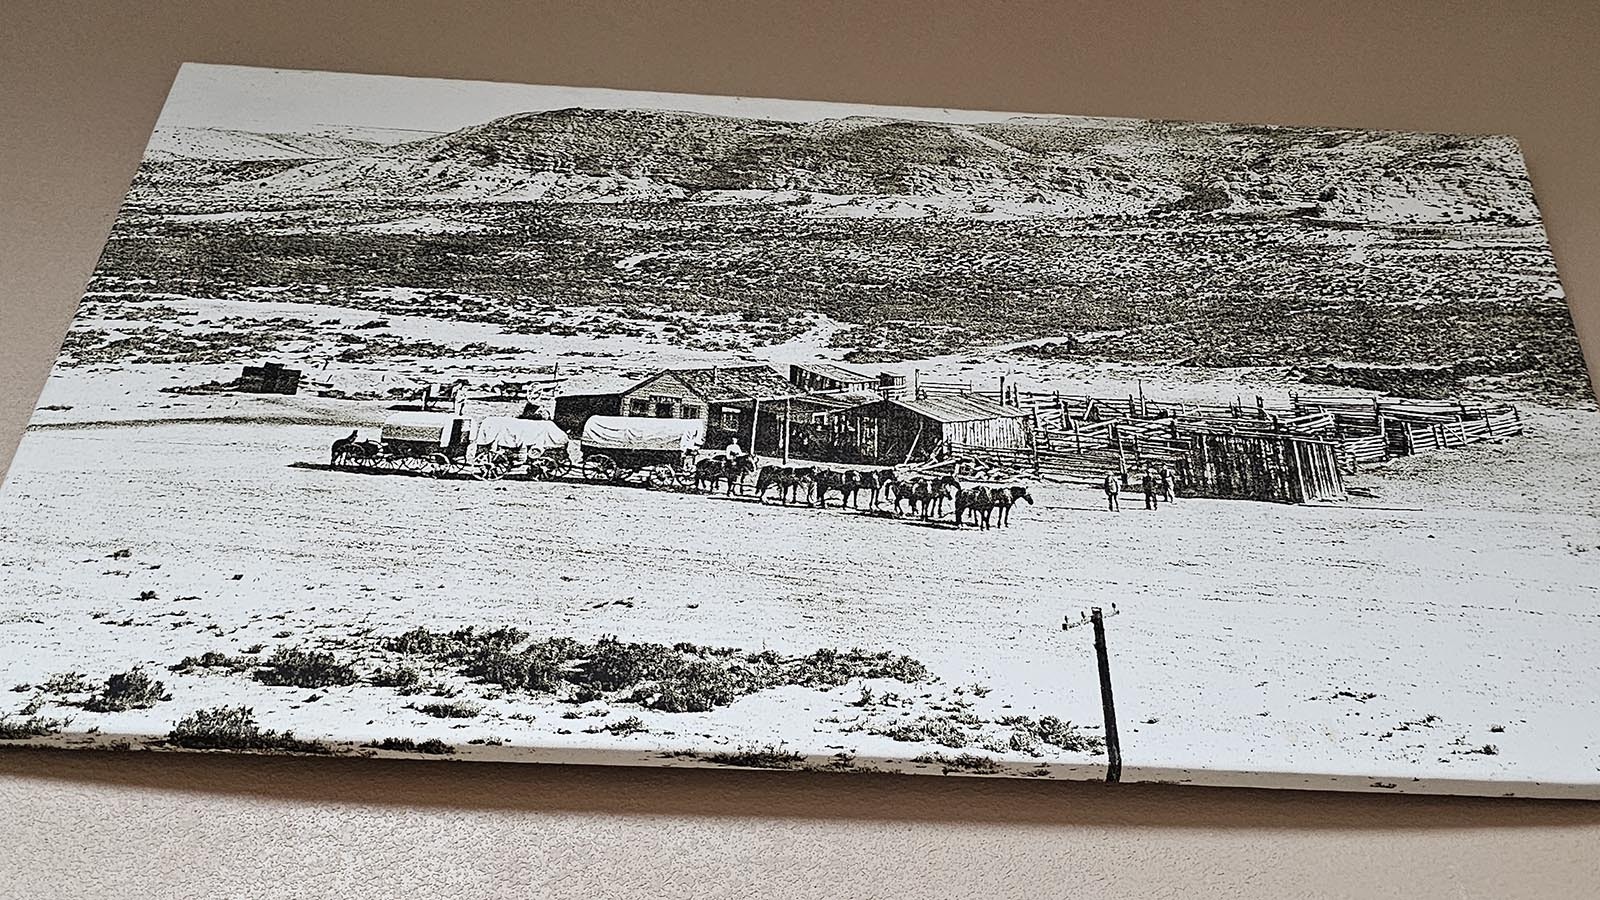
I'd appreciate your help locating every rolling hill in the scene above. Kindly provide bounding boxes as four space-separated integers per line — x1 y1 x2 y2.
127 108 1541 225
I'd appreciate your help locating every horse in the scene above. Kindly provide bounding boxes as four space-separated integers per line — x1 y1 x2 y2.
930 475 961 519
889 474 928 515
753 465 785 503
754 466 816 505
787 467 819 506
812 469 846 508
954 485 996 529
839 470 864 509
858 469 898 509
992 485 1035 526
694 455 755 495
814 469 864 508
330 430 359 466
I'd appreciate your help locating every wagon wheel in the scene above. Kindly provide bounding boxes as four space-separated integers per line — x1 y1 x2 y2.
427 452 453 478
585 454 621 483
645 465 678 490
475 461 507 481
527 456 566 481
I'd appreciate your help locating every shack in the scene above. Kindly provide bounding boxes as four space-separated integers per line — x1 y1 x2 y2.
837 393 1032 464
238 362 301 395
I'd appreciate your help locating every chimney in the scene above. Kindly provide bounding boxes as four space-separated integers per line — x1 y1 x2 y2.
712 365 720 387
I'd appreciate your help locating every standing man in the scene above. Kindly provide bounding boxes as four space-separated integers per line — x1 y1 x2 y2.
1142 469 1159 510
1158 465 1175 503
1102 471 1120 512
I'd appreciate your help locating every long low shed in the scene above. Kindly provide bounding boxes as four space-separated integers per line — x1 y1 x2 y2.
837 394 1031 464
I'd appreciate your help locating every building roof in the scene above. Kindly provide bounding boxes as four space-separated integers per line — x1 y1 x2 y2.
889 393 1028 423
720 389 880 412
792 362 877 384
635 365 796 403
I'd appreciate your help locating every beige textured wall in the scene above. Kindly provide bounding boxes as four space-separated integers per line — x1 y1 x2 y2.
2 2 1597 897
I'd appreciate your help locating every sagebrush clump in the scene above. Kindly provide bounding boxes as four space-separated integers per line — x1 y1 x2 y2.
84 667 172 712
365 736 455 755
253 647 358 688
166 706 331 753
703 743 806 769
0 714 71 739
377 627 931 714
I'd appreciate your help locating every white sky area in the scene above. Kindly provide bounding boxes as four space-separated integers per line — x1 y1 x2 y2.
156 63 1139 135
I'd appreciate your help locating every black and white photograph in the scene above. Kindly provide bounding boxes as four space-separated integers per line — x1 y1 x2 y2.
0 62 1594 796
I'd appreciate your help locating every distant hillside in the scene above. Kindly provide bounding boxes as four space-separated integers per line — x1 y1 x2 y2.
129 109 1541 225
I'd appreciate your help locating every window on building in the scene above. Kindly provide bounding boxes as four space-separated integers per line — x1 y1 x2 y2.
628 398 648 416
654 401 674 418
680 404 700 420
721 408 740 430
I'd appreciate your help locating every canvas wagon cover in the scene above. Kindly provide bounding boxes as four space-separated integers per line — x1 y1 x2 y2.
381 412 457 446
474 417 568 452
580 415 705 451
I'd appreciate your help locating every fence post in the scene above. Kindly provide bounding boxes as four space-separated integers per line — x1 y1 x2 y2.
1114 427 1128 486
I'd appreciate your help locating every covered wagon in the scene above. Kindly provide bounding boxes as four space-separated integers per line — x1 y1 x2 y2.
332 412 560 480
472 416 574 480
577 415 705 488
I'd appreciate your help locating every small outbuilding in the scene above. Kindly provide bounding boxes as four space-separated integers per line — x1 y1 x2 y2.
238 362 301 395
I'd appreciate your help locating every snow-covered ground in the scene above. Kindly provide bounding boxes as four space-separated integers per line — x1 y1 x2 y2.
2 360 1597 796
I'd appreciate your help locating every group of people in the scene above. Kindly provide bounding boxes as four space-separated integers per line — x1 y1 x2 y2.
1101 466 1176 512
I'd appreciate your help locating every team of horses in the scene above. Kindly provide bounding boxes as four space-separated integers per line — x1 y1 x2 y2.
694 458 1034 529
333 431 1034 529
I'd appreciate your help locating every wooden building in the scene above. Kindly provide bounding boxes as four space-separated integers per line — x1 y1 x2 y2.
555 365 799 447
787 362 908 400
715 389 880 460
237 362 300 395
837 393 1031 464
788 362 878 394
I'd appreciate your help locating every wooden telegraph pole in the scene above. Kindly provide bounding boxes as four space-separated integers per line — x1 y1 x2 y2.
748 397 760 456
1090 607 1122 783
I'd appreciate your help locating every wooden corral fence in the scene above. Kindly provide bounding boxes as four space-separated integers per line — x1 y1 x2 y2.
928 384 1521 504
1175 433 1346 504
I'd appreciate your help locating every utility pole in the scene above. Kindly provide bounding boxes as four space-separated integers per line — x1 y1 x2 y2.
782 397 791 464
1091 607 1122 784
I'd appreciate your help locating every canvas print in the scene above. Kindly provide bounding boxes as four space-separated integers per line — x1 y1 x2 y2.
2 64 1595 797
